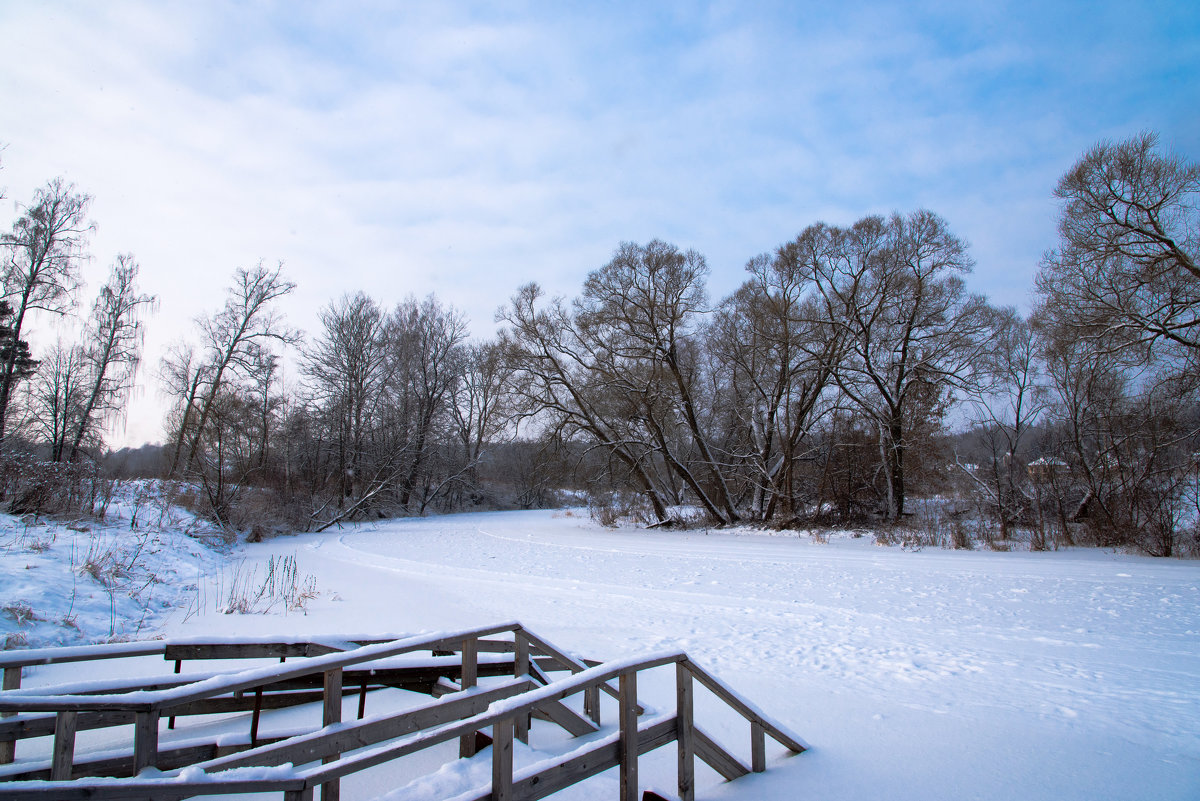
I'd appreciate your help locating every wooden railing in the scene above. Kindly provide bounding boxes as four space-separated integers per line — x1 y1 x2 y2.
0 627 806 800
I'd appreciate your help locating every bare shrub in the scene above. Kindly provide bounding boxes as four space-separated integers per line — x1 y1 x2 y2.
195 554 319 617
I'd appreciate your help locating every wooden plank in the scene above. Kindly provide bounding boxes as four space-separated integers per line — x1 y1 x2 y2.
459 637 479 759
0 777 307 801
476 716 678 801
322 667 343 801
693 727 749 782
492 718 514 801
0 709 136 742
165 689 327 718
163 642 346 661
584 685 601 725
1 664 22 764
0 740 234 781
532 698 599 737
514 636 531 743
250 688 264 746
620 671 639 801
298 656 685 787
0 641 164 670
322 668 343 728
521 629 642 714
133 709 160 774
192 679 533 774
751 720 766 773
50 710 77 780
682 660 806 754
676 662 695 801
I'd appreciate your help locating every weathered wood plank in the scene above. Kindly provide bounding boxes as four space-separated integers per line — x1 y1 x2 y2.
321 667 343 801
1 665 20 763
191 679 533 774
0 709 136 741
163 642 346 662
531 698 598 737
492 718 514 801
50 710 77 781
693 727 749 782
0 777 306 801
751 720 766 773
682 660 807 754
676 662 695 801
514 635 531 744
459 638 479 759
620 671 639 801
463 716 679 801
132 710 160 774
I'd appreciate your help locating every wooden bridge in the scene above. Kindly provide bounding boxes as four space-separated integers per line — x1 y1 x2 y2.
0 622 806 800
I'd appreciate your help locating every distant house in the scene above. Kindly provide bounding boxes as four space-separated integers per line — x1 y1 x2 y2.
1027 457 1068 483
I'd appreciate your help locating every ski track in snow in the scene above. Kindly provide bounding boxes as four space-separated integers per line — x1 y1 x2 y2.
14 508 1195 800
291 511 1199 756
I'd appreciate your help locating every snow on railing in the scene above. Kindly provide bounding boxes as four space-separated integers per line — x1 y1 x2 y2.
0 624 808 801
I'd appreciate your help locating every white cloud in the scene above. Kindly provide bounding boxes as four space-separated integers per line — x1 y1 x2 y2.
0 0 1195 447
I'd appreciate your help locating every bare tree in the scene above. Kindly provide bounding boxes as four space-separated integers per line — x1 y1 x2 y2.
709 248 841 520
578 240 740 523
1040 321 1193 555
1034 132 1200 555
28 340 86 461
302 292 391 504
449 340 517 494
963 308 1048 538
384 295 469 511
0 178 92 442
801 211 992 521
499 282 674 522
66 255 156 460
168 261 298 476
1038 132 1198 376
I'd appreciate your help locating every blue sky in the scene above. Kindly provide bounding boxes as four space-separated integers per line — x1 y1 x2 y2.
1 1 1197 446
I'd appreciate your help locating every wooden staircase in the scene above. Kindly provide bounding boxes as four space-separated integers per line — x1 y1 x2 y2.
0 622 806 800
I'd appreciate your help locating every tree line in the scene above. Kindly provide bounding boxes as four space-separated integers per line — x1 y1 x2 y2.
3 133 1197 554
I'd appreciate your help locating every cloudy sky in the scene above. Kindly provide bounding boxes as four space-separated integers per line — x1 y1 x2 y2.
1 1 1197 447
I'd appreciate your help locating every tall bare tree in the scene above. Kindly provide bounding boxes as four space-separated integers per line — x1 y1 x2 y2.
801 211 992 521
450 340 516 491
963 308 1048 537
66 255 156 460
1038 132 1198 378
28 340 86 461
709 248 841 520
385 296 469 511
168 261 298 476
499 282 674 522
578 240 740 523
0 178 92 442
302 292 391 504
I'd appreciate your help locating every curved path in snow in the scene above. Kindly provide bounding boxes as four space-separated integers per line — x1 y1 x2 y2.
169 509 1200 800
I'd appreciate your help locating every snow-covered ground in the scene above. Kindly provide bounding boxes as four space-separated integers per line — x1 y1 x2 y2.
5 507 1199 799
0 483 229 649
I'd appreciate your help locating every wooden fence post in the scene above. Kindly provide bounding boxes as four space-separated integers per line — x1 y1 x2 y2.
676 663 695 801
133 710 160 774
250 687 264 746
584 685 601 726
0 665 19 763
322 669 343 801
492 718 514 801
751 721 766 773
459 638 479 758
51 710 78 781
619 670 639 801
514 635 530 743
